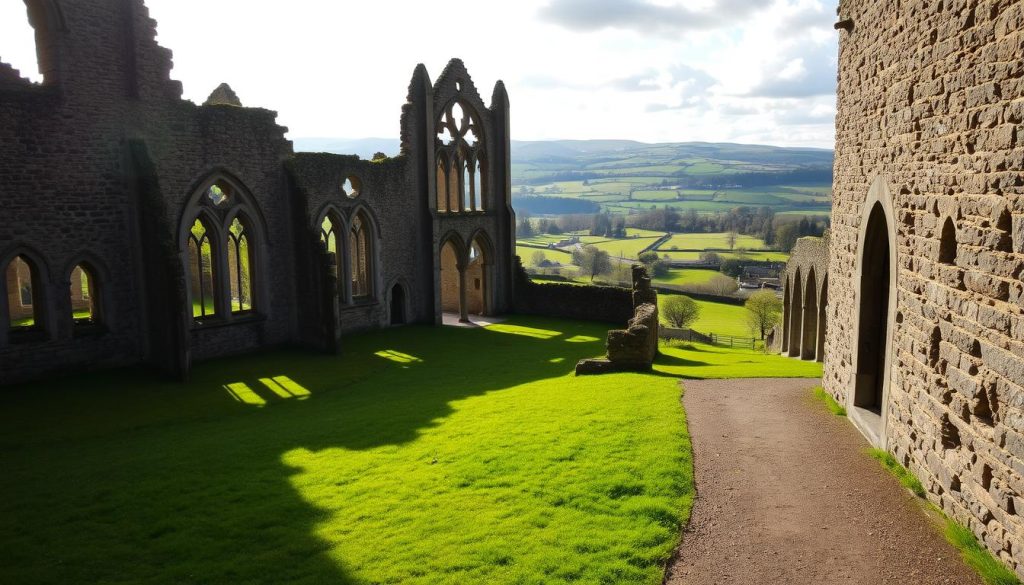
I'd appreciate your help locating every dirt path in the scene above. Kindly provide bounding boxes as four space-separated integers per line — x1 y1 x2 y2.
666 378 982 585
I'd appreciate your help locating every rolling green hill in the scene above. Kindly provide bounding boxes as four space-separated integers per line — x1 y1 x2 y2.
511 140 833 217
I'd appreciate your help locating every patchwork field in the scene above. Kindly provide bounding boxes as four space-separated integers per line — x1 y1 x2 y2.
657 232 767 252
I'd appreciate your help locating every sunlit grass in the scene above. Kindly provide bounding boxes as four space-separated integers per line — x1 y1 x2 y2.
812 386 846 416
0 316 692 585
656 339 822 379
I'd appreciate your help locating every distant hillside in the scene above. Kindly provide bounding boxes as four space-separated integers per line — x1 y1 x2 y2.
292 138 834 217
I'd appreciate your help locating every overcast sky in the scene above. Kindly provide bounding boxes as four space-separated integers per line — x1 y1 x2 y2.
0 0 839 148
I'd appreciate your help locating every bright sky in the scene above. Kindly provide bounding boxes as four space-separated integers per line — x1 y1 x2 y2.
0 0 839 147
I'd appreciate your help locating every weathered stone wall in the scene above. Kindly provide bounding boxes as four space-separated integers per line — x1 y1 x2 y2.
0 0 515 383
575 266 660 376
830 0 1024 573
512 259 635 325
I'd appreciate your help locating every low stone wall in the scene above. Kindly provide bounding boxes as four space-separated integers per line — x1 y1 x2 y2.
575 265 660 376
512 259 634 325
576 303 659 375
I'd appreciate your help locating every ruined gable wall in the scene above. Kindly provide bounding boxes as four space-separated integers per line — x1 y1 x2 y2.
0 0 296 380
830 0 1024 572
287 153 432 334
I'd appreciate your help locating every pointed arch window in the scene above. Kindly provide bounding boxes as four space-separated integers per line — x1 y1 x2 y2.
350 214 372 299
435 100 487 214
319 212 344 283
227 217 253 313
6 255 40 330
181 176 264 325
69 263 99 326
436 159 449 213
188 218 217 319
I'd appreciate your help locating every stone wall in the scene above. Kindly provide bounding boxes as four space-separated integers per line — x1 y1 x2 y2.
829 0 1024 574
0 0 514 384
512 259 635 325
576 265 659 375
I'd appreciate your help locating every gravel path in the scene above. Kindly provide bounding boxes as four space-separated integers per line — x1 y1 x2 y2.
665 378 982 585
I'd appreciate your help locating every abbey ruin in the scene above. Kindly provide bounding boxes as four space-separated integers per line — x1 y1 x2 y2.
781 0 1024 574
0 0 517 383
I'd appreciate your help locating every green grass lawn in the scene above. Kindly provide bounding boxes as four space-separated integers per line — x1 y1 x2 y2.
516 245 571 266
589 237 662 260
0 313 820 584
656 340 821 379
0 317 694 585
657 232 767 252
653 269 720 287
659 294 754 338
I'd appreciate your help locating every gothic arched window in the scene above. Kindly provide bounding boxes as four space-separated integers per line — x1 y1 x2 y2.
69 263 98 325
5 255 40 330
181 176 264 324
350 213 372 299
227 217 253 314
436 100 487 213
319 212 343 283
187 217 217 319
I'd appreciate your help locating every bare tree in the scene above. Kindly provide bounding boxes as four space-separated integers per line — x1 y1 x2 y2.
726 231 738 250
705 274 739 296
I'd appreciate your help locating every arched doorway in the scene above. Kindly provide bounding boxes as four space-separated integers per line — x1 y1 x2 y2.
855 203 892 413
439 239 463 319
787 269 802 358
466 235 490 316
802 269 818 360
390 283 406 326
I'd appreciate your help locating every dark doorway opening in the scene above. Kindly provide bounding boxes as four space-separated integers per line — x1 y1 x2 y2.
854 203 891 413
390 284 406 326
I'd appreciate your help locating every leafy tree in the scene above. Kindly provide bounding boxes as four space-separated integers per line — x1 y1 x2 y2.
638 251 660 265
516 216 534 238
662 295 700 329
719 258 744 277
775 223 799 252
745 290 783 340
571 245 612 282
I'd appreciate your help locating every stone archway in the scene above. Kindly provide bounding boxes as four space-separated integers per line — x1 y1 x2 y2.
439 239 463 319
802 269 818 360
787 269 802 358
465 234 491 316
854 202 892 414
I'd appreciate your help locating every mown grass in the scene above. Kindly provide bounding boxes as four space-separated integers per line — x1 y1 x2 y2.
0 316 695 585
657 295 753 338
658 232 767 252
945 523 1023 585
656 339 822 379
653 268 721 287
812 386 846 416
867 449 927 499
589 236 663 260
865 449 1022 585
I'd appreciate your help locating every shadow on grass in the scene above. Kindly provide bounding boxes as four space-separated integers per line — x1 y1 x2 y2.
0 316 611 584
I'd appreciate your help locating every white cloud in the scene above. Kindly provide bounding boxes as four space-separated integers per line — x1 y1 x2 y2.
0 0 840 148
